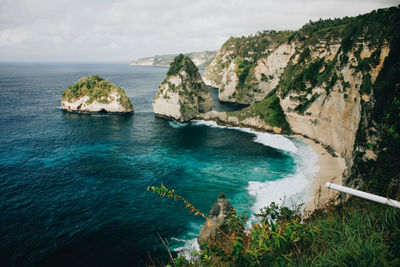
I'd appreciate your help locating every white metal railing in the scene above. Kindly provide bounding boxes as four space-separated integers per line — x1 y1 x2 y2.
325 182 400 209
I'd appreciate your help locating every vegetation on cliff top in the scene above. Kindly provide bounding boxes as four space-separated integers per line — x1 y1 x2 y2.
223 30 293 61
207 5 400 117
167 54 200 78
228 90 290 132
155 54 212 121
279 6 400 101
62 75 133 110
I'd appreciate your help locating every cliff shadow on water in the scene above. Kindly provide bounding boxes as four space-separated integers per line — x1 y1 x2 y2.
209 87 249 112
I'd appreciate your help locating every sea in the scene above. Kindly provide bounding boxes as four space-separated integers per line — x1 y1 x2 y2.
0 63 318 266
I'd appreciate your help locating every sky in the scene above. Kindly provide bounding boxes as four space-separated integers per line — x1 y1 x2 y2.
0 0 398 62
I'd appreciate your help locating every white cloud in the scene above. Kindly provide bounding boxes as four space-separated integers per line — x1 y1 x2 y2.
0 0 398 61
0 28 31 47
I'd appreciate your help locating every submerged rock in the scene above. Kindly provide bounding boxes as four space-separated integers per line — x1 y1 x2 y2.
61 75 133 113
153 54 212 122
198 193 235 249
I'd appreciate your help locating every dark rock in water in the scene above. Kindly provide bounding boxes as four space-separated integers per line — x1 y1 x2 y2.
198 193 235 249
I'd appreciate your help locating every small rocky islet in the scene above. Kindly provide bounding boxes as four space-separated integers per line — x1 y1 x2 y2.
61 75 134 114
152 54 213 122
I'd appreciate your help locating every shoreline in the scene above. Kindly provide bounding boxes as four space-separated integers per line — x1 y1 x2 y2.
296 136 346 213
191 116 347 214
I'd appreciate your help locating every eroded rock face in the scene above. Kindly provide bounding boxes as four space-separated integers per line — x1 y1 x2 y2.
153 54 212 122
279 42 390 169
202 22 393 178
61 75 133 114
202 33 295 104
198 194 235 249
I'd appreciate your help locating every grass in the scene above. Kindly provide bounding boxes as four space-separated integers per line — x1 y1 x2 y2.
149 184 400 267
228 90 290 132
296 198 400 266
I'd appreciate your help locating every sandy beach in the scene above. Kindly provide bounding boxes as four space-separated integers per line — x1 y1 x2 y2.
298 137 347 213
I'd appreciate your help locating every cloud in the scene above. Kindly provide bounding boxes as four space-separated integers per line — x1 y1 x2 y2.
0 0 398 61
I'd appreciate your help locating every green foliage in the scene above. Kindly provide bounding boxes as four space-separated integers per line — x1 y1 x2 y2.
293 6 400 48
326 72 338 94
228 91 290 132
352 32 400 198
233 58 257 101
167 54 199 78
195 202 316 267
279 58 325 97
360 73 372 95
147 184 206 218
224 31 293 61
149 184 314 267
149 185 400 267
236 58 254 89
298 47 311 63
207 31 292 102
61 75 133 110
297 199 400 266
261 73 268 82
358 58 374 72
294 94 320 114
278 6 400 102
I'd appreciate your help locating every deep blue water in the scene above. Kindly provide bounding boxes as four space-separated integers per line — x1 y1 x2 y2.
0 63 312 266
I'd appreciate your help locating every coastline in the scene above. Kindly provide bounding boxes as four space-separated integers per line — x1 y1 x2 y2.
297 136 347 213
193 116 347 214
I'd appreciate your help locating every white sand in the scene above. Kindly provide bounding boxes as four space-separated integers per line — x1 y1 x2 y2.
298 137 347 213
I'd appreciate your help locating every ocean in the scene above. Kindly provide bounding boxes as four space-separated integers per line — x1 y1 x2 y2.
0 63 318 266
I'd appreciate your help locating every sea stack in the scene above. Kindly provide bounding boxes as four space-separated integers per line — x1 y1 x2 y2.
61 75 134 113
153 54 212 122
198 193 235 249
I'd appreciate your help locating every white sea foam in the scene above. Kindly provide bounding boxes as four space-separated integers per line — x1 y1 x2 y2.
168 121 189 128
247 173 310 213
252 132 297 153
247 138 319 215
173 238 200 260
191 120 297 153
172 121 319 260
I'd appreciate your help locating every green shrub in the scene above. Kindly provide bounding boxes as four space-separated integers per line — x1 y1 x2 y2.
148 185 400 267
167 54 199 78
228 90 290 132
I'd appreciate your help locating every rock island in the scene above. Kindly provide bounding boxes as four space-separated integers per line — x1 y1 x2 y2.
61 75 134 114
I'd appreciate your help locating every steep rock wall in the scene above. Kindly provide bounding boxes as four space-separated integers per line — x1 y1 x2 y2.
153 55 212 122
61 75 133 114
202 7 399 183
62 93 132 113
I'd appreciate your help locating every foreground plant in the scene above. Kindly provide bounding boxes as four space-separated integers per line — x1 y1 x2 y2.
148 184 315 266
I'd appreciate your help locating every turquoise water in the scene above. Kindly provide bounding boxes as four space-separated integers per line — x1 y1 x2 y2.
0 63 316 266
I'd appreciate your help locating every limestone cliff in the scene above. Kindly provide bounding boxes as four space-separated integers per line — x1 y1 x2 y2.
202 6 400 190
61 75 133 113
153 54 212 122
203 31 294 104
